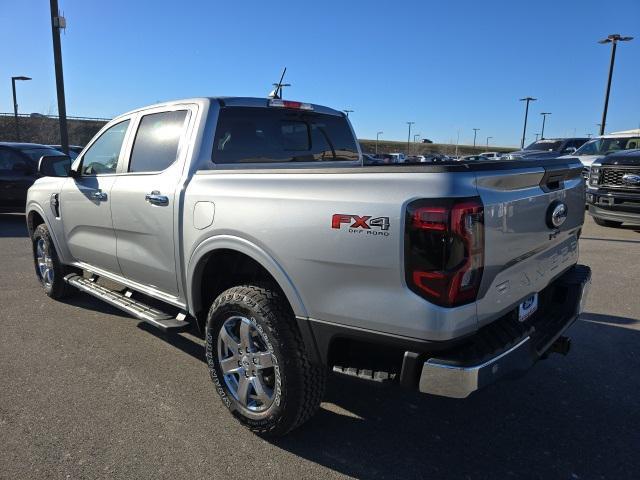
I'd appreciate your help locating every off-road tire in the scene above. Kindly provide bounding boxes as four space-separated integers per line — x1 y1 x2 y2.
32 223 75 299
593 217 622 228
205 284 326 437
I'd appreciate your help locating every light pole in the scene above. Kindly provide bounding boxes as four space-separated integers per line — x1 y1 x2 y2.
519 97 537 148
540 112 551 139
486 136 492 147
49 0 69 154
375 131 383 155
406 122 414 155
535 133 540 141
11 76 31 141
472 128 480 147
343 109 354 118
413 133 420 143
598 34 633 136
587 133 593 138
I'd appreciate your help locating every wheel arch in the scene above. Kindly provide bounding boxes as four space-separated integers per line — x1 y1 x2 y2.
186 235 308 331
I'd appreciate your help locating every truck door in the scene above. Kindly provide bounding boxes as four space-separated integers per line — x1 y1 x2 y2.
59 119 132 274
110 107 191 296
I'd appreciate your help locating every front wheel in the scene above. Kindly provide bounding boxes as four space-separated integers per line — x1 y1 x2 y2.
205 284 326 437
32 223 74 299
593 217 623 228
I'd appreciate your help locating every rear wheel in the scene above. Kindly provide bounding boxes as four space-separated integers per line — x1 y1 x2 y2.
593 217 623 228
205 284 325 437
32 223 74 299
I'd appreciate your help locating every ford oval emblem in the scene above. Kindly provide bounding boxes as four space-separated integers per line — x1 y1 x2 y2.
547 201 568 229
622 173 640 186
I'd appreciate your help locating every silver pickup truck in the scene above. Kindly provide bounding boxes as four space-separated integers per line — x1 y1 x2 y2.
26 97 591 436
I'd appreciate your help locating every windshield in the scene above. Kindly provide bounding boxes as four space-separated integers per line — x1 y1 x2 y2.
212 107 359 164
18 147 66 161
524 140 563 151
574 137 640 156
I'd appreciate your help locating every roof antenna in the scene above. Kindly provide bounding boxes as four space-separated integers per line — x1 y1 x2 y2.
268 67 290 99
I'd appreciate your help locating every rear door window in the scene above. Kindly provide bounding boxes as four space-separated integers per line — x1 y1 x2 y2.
128 110 188 173
212 107 359 164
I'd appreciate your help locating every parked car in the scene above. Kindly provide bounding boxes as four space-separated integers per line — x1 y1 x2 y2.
0 142 67 212
26 96 590 437
372 153 397 164
480 152 503 160
388 152 406 163
559 129 640 179
49 145 85 160
586 149 640 227
362 153 384 165
505 138 589 160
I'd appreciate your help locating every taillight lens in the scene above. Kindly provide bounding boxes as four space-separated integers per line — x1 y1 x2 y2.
405 198 484 307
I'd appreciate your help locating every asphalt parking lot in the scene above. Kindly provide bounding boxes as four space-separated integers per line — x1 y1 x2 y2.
0 213 638 480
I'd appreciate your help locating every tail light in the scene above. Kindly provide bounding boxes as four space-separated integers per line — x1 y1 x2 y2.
405 197 484 307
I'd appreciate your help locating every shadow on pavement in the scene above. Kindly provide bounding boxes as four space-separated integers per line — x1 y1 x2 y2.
581 237 640 244
134 309 639 478
0 213 28 238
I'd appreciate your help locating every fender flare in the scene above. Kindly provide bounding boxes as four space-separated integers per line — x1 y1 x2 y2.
186 235 308 319
25 203 60 249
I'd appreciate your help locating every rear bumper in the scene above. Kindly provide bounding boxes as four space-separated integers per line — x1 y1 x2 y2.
418 264 591 398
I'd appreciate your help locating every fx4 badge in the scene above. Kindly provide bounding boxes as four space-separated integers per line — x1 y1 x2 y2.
331 214 390 236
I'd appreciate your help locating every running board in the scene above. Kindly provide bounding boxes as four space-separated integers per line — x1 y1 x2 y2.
64 274 190 332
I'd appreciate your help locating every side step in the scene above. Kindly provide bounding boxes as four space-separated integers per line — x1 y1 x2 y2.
64 274 190 332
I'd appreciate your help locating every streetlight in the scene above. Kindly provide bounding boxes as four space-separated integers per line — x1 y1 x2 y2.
535 133 540 141
540 112 551 139
486 136 492 147
587 133 593 138
406 122 415 155
11 75 32 141
598 34 633 135
472 128 480 147
413 133 421 143
343 109 354 118
519 97 537 148
375 131 383 155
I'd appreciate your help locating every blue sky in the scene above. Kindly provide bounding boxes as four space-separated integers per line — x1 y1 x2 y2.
1 0 638 146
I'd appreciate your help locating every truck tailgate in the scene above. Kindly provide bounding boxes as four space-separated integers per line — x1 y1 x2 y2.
474 160 585 326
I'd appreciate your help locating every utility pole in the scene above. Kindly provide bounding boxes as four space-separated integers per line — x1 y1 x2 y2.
486 136 492 147
519 97 537 148
540 112 551 139
11 76 31 141
598 34 633 135
472 128 480 147
49 0 69 155
406 122 414 155
343 109 354 118
375 131 383 155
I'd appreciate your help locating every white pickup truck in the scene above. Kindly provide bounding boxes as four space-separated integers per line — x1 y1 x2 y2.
26 97 591 436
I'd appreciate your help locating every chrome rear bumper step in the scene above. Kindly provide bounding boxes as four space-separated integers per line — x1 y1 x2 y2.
64 274 190 332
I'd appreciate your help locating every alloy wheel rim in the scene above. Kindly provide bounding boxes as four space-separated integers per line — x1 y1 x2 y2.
217 315 276 412
36 239 54 287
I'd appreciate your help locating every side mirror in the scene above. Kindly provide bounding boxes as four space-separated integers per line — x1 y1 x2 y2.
38 155 72 177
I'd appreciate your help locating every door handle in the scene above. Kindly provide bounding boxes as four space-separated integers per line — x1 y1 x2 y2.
145 191 169 206
91 190 107 201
